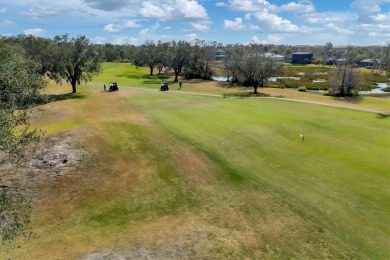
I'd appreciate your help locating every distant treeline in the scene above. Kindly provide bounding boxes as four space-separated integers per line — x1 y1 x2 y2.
1 35 389 93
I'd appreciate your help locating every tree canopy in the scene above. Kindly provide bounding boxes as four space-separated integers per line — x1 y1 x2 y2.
238 49 283 95
329 47 361 97
0 41 46 259
51 35 103 93
381 43 390 76
0 43 47 163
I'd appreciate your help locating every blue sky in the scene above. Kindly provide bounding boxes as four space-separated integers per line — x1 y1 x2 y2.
0 0 389 46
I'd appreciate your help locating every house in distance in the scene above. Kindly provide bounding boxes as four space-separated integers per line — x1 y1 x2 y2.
291 52 313 64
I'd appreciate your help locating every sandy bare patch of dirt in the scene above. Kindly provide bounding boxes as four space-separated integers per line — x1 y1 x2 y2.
0 130 90 191
25 131 88 176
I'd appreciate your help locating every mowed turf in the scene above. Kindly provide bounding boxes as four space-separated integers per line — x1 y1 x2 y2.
4 64 389 259
93 62 390 113
128 90 390 258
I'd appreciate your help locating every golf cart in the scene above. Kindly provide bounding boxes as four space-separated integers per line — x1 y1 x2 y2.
160 82 169 91
109 82 119 91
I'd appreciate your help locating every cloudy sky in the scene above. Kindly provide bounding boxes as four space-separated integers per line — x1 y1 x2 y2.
0 0 389 46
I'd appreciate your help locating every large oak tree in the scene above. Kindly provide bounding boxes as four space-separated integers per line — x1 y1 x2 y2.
0 42 45 259
52 35 102 93
238 49 283 95
168 41 191 82
0 43 46 163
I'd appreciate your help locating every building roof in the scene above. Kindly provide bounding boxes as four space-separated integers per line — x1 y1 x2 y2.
264 53 284 58
359 59 374 63
292 52 313 55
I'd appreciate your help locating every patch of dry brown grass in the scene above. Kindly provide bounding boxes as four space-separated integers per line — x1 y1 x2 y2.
5 83 365 259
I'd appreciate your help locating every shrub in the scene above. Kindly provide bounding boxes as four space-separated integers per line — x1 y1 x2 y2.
266 82 279 88
282 79 300 88
322 91 331 96
297 86 307 92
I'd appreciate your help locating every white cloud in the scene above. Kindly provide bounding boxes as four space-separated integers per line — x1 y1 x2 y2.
138 0 208 22
370 12 390 23
223 17 246 30
139 28 150 35
215 2 227 7
123 20 141 28
267 34 282 43
23 28 47 36
0 20 16 27
0 8 6 13
224 0 273 12
104 24 121 32
274 1 315 13
252 9 300 32
190 22 210 32
112 35 140 45
360 23 390 38
351 0 390 23
368 31 390 38
251 35 267 44
250 34 281 44
139 22 160 36
220 0 300 33
185 33 198 41
104 20 142 32
139 2 167 19
325 23 354 35
302 12 355 24
20 3 72 17
351 0 384 13
220 0 314 14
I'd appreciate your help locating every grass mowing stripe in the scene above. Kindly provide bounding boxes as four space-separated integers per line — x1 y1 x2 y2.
128 91 390 258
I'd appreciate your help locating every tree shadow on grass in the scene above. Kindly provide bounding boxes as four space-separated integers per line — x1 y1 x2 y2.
331 95 363 104
115 73 170 85
376 113 390 119
223 92 272 98
117 73 169 80
143 79 169 84
48 93 87 102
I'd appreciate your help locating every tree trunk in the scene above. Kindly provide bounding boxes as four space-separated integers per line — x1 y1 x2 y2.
149 66 154 76
174 68 179 82
71 78 77 93
253 81 262 95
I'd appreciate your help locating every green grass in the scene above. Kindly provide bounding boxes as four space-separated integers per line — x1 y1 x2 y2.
90 64 389 258
7 63 389 259
128 91 390 258
90 62 390 111
92 62 173 89
42 118 86 133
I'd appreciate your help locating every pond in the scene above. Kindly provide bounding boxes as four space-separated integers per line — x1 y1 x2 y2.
212 76 230 82
360 83 389 94
212 76 302 82
268 76 300 81
312 79 326 83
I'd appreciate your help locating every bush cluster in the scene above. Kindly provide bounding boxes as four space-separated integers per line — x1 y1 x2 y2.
297 86 307 92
